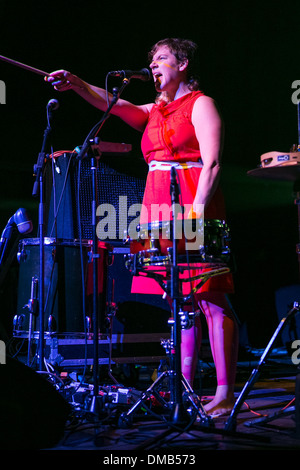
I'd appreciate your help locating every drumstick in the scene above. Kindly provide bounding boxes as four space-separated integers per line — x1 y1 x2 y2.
0 54 49 77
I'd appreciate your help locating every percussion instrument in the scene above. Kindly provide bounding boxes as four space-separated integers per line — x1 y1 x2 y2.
127 218 231 268
248 151 300 181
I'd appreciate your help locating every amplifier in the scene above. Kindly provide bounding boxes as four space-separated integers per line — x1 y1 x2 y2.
45 151 146 241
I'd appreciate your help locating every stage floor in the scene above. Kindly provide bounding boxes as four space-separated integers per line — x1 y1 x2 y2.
2 346 300 459
44 349 300 454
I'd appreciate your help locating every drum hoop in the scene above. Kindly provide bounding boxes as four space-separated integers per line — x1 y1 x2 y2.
19 237 93 247
137 218 228 234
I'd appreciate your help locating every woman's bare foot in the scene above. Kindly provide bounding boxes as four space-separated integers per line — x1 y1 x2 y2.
203 385 235 417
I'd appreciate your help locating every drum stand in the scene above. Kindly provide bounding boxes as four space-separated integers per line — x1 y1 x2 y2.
119 168 221 431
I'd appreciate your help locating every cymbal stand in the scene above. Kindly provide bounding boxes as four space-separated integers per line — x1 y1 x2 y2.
230 103 300 436
224 302 300 432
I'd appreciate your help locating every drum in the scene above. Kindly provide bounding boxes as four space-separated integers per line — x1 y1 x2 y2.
128 219 231 266
15 238 109 334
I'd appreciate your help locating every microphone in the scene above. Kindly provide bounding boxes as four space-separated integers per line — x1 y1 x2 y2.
12 208 33 234
108 68 151 81
46 98 59 111
0 208 33 263
1 208 33 240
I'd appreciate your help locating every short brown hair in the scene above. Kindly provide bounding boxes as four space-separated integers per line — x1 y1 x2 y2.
148 37 200 91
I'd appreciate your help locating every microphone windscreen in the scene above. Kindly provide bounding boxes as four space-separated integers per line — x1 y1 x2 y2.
13 208 33 234
17 220 33 234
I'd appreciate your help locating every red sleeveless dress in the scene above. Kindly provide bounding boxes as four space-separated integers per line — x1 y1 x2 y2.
131 91 234 295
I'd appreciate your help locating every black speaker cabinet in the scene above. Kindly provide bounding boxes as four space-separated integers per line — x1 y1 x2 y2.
0 357 70 449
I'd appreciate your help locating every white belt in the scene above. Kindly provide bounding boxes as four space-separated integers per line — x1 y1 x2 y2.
148 160 203 172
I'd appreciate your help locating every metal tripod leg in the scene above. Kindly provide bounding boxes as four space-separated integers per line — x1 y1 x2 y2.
118 370 171 428
118 368 213 429
244 368 300 434
224 302 300 432
181 373 213 425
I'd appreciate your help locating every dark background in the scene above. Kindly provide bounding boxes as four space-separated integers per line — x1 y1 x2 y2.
0 0 299 348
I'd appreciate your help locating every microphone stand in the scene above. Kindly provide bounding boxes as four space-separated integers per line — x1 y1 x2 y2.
32 104 55 371
169 167 190 425
0 221 14 266
76 79 130 414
